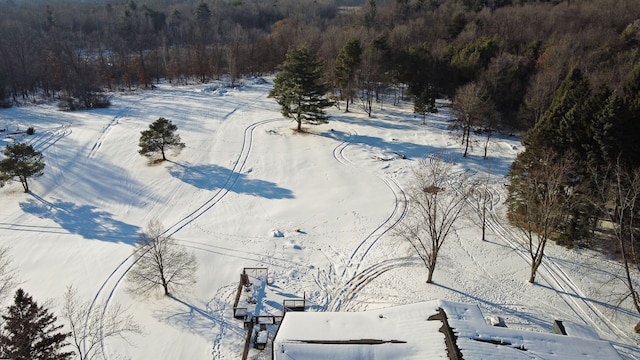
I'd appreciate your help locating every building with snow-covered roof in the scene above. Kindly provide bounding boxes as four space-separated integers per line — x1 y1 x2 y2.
272 300 623 360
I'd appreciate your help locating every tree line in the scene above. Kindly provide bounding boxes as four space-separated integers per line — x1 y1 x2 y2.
1 0 639 122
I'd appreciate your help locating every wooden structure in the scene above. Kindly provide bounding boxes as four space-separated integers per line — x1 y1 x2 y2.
233 267 268 319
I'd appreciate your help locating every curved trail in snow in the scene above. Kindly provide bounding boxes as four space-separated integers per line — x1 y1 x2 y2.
86 107 281 358
469 183 635 345
320 126 409 312
455 179 584 322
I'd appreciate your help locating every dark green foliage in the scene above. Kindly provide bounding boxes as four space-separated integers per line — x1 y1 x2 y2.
397 43 436 98
0 289 72 360
526 68 591 153
586 86 621 168
481 53 532 119
510 67 640 246
619 64 640 167
0 143 45 193
269 45 332 131
195 1 211 26
448 12 467 39
138 117 185 161
414 87 437 123
334 39 362 113
512 69 595 245
449 36 499 86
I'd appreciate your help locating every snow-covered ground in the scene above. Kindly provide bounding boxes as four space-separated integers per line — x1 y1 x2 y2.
0 79 638 359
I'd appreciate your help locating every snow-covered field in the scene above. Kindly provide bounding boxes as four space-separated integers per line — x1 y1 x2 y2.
0 79 638 359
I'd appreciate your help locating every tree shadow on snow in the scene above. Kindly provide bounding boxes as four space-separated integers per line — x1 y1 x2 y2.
323 129 515 175
168 162 294 199
322 129 439 160
155 295 245 339
19 194 139 244
535 283 640 318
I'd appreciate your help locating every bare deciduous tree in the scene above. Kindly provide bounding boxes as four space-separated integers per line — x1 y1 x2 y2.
395 156 473 283
507 149 574 283
127 220 197 296
0 245 18 304
590 160 640 331
471 172 493 241
61 285 142 360
451 82 495 158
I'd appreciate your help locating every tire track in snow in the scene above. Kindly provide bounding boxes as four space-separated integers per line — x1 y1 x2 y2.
87 116 281 359
455 180 583 321
320 127 409 312
474 184 634 344
86 94 152 159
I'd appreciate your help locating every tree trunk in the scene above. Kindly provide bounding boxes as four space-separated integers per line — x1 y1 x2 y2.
484 131 491 159
529 255 542 283
463 126 470 157
620 236 640 314
161 274 169 295
427 251 438 283
20 177 29 193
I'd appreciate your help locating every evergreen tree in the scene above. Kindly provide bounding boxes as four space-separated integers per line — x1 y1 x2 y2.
620 64 640 167
334 38 362 113
414 87 437 124
526 67 591 154
0 289 72 360
269 45 332 132
0 143 45 193
512 68 596 246
587 86 622 168
397 43 435 101
138 117 185 161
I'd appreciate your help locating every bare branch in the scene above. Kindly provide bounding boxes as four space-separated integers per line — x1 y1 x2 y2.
395 155 473 283
127 220 197 297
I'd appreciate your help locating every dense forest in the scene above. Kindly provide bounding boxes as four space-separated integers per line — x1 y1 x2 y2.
1 0 639 123
2 0 640 318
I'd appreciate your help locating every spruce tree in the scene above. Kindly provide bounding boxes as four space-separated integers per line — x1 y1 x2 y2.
620 64 640 167
512 68 594 246
526 67 591 154
269 45 332 132
588 86 622 167
0 289 72 360
334 39 362 112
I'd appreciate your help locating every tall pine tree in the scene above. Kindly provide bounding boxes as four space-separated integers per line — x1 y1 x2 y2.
620 64 640 167
269 45 332 132
526 67 592 154
512 68 595 245
0 289 72 360
334 39 361 113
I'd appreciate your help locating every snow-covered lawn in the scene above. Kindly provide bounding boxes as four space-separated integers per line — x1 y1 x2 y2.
0 79 638 359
